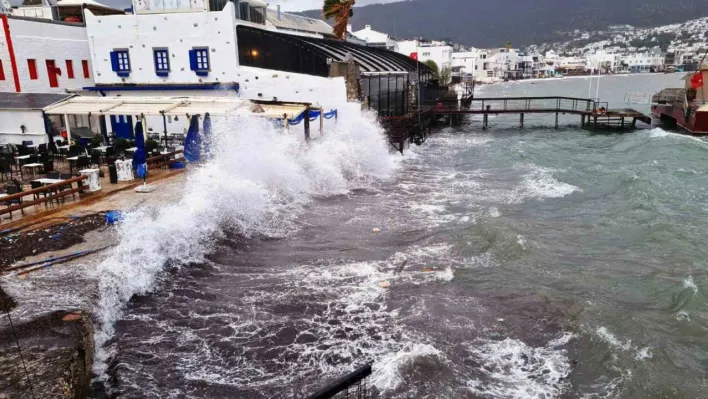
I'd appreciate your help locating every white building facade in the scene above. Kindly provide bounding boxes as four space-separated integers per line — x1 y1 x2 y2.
0 15 94 94
352 24 398 51
397 39 452 72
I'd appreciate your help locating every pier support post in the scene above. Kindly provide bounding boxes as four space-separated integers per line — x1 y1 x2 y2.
555 113 559 129
621 117 625 128
304 106 311 141
520 113 524 128
594 116 598 129
581 114 585 128
483 114 488 130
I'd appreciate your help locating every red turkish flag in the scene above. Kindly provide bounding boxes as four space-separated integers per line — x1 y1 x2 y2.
410 52 418 61
691 72 703 89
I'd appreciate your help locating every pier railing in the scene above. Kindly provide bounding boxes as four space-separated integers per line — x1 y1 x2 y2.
309 365 373 399
420 96 598 114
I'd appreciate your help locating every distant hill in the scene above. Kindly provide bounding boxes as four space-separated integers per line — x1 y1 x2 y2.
301 0 708 47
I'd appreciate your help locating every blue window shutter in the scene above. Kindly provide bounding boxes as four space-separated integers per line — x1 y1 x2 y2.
189 50 197 72
110 51 119 72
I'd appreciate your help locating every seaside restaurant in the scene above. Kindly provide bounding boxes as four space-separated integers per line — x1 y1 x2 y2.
42 96 332 143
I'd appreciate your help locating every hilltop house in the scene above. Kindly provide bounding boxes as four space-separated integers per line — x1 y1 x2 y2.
351 24 398 51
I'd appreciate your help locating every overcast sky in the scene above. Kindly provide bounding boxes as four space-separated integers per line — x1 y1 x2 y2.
8 0 402 12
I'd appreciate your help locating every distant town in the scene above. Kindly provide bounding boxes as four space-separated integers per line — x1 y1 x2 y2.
350 16 708 83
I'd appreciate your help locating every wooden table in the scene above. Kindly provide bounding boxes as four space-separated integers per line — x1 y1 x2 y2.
22 163 43 179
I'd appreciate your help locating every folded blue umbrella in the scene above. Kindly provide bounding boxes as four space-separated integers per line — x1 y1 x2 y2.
184 115 201 163
133 119 148 179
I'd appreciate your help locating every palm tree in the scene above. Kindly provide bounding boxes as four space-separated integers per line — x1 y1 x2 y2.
322 0 356 40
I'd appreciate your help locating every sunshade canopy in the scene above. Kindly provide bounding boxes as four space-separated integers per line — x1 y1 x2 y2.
43 96 309 119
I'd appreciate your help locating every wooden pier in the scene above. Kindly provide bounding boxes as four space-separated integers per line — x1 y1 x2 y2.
420 96 652 130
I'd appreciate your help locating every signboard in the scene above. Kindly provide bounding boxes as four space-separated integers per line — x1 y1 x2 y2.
133 0 206 14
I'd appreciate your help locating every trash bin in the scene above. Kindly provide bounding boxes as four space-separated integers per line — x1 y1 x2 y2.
108 163 118 184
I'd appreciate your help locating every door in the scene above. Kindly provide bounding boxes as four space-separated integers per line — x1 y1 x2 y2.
45 60 60 88
110 115 134 139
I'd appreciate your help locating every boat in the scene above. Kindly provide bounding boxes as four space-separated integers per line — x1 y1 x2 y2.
651 61 708 134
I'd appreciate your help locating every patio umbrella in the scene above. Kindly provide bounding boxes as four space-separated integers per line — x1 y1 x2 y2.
133 118 148 183
202 112 212 160
184 115 201 163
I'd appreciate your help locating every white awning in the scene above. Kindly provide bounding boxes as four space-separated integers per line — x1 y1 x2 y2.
43 96 308 119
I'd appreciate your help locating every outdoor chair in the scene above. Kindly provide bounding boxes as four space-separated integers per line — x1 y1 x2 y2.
2 185 24 219
38 144 48 153
21 140 33 146
0 161 13 182
77 156 90 171
47 171 60 179
30 181 49 202
91 151 101 167
59 173 75 201
43 160 54 174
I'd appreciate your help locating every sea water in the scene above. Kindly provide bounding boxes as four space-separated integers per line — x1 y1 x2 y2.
93 74 708 398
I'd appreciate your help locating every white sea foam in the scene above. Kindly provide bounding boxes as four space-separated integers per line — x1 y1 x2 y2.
519 165 580 200
371 343 441 392
466 333 574 398
647 128 708 144
596 327 633 351
90 112 398 380
683 275 698 295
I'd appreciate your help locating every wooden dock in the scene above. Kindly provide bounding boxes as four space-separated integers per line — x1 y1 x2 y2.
420 96 652 130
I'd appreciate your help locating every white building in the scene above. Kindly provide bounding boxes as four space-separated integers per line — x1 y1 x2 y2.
0 14 95 94
266 5 333 38
351 24 398 51
620 52 665 73
451 49 478 80
397 39 452 73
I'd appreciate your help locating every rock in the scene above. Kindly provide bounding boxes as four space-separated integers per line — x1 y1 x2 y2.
0 310 94 398
422 267 435 272
372 227 381 233
378 281 391 289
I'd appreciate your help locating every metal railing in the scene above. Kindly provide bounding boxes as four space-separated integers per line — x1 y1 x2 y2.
468 96 596 113
0 175 88 217
309 365 373 399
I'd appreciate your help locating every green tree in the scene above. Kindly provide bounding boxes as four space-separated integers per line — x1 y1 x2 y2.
322 0 356 40
439 67 452 85
423 60 439 77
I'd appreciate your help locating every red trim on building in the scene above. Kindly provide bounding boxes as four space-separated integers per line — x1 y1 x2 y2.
0 60 5 81
81 60 89 78
66 60 74 79
1 15 21 92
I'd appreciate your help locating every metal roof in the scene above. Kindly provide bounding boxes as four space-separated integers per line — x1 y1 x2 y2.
0 92 73 111
266 10 333 36
237 25 432 75
43 96 308 119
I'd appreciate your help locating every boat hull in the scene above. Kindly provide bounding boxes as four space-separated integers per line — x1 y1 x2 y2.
651 103 708 134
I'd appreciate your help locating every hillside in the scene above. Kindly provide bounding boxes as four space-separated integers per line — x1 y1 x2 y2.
302 0 708 47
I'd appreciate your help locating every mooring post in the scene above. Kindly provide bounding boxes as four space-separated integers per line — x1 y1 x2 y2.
304 106 311 141
483 114 488 130
520 113 524 128
621 117 625 128
555 112 559 129
594 116 598 128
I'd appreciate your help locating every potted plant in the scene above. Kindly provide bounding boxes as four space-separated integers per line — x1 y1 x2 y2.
146 139 159 153
91 134 103 148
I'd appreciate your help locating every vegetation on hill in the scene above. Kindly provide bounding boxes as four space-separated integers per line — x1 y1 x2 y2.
306 0 708 47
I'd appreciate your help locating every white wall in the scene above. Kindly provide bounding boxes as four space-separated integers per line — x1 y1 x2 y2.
352 25 398 50
0 17 93 93
0 109 48 145
85 5 239 86
452 51 478 75
397 40 452 71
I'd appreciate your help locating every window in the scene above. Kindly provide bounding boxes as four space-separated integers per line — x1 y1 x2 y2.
0 60 4 81
189 48 210 76
481 54 487 59
46 60 59 88
65 60 74 79
422 52 430 56
82 60 90 78
153 49 170 76
110 50 131 77
28 59 38 80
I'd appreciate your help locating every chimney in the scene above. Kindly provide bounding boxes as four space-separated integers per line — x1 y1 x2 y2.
365 24 371 30
277 5 281 20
